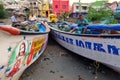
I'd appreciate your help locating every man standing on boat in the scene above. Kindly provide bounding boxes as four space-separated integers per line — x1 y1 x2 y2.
10 13 21 27
70 14 88 34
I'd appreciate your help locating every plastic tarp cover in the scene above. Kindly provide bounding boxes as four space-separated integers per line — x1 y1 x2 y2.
87 24 120 31
37 22 46 32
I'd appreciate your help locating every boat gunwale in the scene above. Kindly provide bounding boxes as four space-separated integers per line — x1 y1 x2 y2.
0 22 50 35
20 30 50 35
48 24 120 37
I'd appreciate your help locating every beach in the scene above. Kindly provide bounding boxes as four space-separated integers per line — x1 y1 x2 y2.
20 37 120 80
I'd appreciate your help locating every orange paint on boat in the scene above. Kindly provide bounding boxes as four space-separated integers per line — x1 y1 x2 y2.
0 25 20 35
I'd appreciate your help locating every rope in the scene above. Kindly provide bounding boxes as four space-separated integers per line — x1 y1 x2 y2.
93 61 100 80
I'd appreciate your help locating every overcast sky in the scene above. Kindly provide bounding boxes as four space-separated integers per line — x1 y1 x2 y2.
70 0 120 5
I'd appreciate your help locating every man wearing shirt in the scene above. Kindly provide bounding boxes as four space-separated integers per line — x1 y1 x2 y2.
10 14 21 27
70 14 88 34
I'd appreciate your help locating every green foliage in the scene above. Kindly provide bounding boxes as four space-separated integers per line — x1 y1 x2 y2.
0 2 4 9
114 13 120 20
58 11 70 21
58 16 63 21
109 18 118 24
0 3 9 19
86 6 113 22
25 9 33 19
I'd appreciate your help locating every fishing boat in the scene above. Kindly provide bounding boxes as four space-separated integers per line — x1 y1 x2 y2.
48 21 120 73
0 21 50 80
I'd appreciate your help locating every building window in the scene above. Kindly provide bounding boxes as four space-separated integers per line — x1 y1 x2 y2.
62 5 66 9
34 2 36 6
30 2 32 5
55 5 58 8
76 6 79 9
82 6 87 10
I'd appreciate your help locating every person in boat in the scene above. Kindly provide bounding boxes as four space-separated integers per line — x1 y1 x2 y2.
10 13 21 27
70 14 88 34
29 14 37 24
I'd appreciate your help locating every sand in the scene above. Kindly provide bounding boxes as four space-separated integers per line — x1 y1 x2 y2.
19 37 120 80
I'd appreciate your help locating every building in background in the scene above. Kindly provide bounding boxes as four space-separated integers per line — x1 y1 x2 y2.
71 3 80 13
109 1 118 12
38 0 50 17
29 0 39 16
52 0 69 17
0 0 14 3
70 2 89 18
29 0 50 17
4 0 29 12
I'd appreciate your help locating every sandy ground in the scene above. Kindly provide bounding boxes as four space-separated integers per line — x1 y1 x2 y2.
19 37 120 80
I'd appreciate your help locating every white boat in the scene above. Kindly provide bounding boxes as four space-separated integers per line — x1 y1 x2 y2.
48 22 120 73
0 22 50 80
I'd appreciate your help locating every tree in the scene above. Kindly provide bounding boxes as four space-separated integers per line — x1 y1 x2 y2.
24 8 33 19
0 2 9 19
58 11 70 21
86 6 113 23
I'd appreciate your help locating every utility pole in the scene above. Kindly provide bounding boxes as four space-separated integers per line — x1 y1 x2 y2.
79 0 81 13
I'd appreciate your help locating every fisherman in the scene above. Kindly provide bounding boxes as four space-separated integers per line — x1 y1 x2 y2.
10 13 21 27
70 14 88 34
29 14 37 24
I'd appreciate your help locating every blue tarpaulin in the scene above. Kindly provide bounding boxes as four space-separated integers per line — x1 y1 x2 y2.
116 6 120 13
37 22 46 32
87 24 120 31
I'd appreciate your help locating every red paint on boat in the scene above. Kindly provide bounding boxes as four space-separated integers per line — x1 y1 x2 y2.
26 42 35 65
0 25 20 35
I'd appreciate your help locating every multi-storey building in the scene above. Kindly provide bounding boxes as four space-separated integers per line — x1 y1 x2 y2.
28 0 39 16
38 0 50 17
70 2 89 18
71 2 90 13
28 0 50 17
3 0 29 11
52 0 69 17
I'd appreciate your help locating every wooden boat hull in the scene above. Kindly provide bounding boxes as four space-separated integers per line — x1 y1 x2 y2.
0 23 50 80
50 27 120 73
